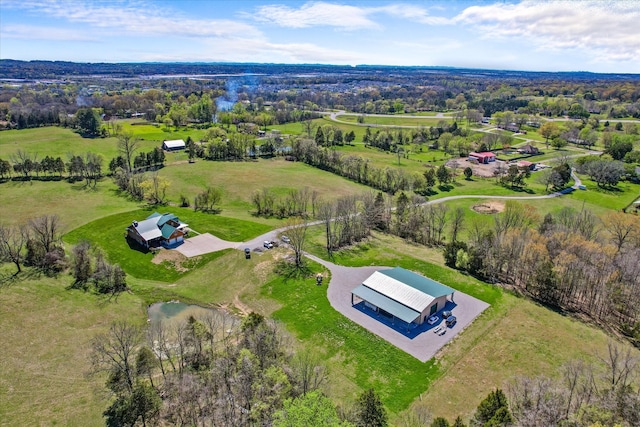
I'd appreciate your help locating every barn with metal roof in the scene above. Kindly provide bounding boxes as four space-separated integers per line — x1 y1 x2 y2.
162 139 186 151
351 267 455 326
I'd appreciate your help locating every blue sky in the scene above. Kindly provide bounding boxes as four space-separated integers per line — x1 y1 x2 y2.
1 0 639 73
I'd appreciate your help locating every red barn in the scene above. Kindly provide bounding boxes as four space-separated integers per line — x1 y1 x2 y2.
468 152 496 164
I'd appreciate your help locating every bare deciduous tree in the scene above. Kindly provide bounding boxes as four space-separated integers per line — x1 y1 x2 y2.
0 224 29 273
117 131 140 172
29 214 62 253
284 217 309 269
91 322 142 393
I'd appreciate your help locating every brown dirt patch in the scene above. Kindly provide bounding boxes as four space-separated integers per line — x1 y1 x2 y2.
151 248 189 272
448 157 502 178
471 200 506 214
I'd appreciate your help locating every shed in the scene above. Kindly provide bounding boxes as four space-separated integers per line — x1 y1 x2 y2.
517 144 539 155
516 160 535 170
162 139 186 151
352 268 455 326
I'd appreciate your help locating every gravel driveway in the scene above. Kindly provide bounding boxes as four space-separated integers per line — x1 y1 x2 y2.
174 233 240 257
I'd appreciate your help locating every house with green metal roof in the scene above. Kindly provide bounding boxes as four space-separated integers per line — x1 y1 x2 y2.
351 267 455 326
126 212 188 249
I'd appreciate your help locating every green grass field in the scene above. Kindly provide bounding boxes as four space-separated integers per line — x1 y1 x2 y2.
0 126 160 160
336 115 452 128
0 178 141 229
157 156 372 221
0 269 146 426
119 120 208 142
2 123 640 424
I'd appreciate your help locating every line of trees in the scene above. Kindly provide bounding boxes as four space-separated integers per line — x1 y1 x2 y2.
292 138 423 194
1 150 104 187
251 187 320 218
444 202 640 346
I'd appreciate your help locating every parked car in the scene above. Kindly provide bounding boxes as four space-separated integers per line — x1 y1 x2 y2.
244 248 251 259
442 310 453 319
446 316 457 327
263 241 273 249
281 235 291 244
426 315 439 325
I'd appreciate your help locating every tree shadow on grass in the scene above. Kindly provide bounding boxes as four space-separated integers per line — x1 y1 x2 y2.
274 259 314 283
438 184 454 192
0 268 42 288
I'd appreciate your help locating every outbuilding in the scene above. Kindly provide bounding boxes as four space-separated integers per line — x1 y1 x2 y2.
468 151 496 164
162 139 186 151
351 267 455 327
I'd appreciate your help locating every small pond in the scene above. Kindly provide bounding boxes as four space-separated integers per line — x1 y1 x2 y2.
148 301 229 327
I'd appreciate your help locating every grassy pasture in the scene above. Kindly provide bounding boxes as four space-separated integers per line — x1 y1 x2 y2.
0 126 159 160
337 115 452 128
0 178 141 229
157 157 372 221
0 269 145 426
119 120 208 142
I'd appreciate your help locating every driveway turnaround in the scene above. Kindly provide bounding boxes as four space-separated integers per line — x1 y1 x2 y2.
175 233 240 257
306 254 490 362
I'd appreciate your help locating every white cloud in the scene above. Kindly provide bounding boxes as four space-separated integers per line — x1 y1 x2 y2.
4 0 263 39
140 39 364 64
253 2 380 29
253 1 450 29
0 24 98 41
372 4 451 25
455 0 640 63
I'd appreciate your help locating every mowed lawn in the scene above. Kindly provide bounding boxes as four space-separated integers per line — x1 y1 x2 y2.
64 207 271 282
0 270 146 426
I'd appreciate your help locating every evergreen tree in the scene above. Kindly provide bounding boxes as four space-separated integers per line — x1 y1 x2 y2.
452 416 467 427
472 389 513 426
315 126 325 146
464 167 473 180
431 417 450 427
356 388 388 427
76 108 101 136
